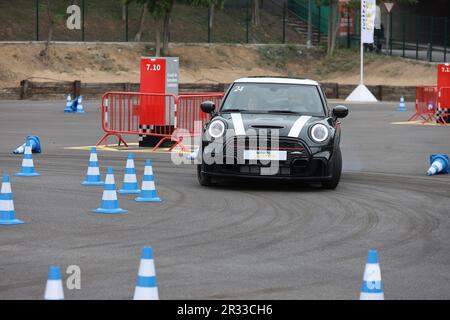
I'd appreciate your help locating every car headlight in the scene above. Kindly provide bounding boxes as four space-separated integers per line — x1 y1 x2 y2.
208 120 225 138
310 123 329 143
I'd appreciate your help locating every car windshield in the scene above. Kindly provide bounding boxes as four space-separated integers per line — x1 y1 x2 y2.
221 82 325 116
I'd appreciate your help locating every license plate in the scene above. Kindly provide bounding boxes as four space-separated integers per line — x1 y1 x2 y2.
243 150 287 161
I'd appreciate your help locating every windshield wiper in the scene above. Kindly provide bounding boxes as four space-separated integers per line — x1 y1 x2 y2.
267 110 299 114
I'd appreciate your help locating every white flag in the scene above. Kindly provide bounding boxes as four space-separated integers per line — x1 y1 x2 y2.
361 0 376 44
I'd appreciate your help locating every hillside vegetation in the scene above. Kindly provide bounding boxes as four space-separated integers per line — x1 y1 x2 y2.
0 43 437 88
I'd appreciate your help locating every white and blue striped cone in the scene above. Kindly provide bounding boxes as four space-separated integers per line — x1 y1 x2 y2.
0 174 24 225
133 246 159 300
64 94 73 113
360 249 384 300
13 135 41 154
398 96 407 111
93 167 127 214
81 147 104 186
186 147 200 161
135 159 161 202
76 95 85 114
44 265 64 300
15 142 40 177
119 153 140 194
426 154 449 176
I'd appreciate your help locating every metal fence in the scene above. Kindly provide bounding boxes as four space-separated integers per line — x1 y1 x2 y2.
0 0 305 44
288 0 449 63
389 14 449 62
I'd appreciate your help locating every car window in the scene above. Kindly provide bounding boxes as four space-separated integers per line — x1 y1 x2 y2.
221 82 325 116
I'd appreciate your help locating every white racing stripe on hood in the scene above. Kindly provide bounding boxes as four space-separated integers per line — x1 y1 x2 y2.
288 116 312 137
231 113 246 135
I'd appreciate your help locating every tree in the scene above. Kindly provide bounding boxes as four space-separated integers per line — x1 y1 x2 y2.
134 2 149 41
126 0 174 56
251 0 260 26
189 0 224 35
39 0 54 60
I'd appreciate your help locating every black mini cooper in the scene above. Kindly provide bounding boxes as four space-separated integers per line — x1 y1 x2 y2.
196 77 348 189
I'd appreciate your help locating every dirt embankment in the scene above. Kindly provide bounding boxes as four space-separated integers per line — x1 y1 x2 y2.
0 42 437 88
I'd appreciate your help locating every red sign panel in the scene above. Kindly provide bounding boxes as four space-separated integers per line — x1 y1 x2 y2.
140 58 167 125
438 63 450 109
437 63 450 88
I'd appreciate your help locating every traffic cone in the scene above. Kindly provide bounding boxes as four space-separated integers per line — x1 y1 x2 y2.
133 246 159 300
81 147 104 186
44 265 64 300
186 147 199 160
398 96 407 111
360 249 384 300
426 154 449 176
93 167 127 214
15 141 40 177
64 94 73 113
13 135 42 154
0 174 24 225
119 153 140 194
76 95 85 114
135 159 161 202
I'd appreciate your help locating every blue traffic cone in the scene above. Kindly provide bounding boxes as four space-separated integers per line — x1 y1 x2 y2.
15 142 40 177
13 135 42 154
119 153 140 194
398 96 407 111
135 159 161 202
76 95 85 114
93 167 127 214
64 94 73 113
133 246 159 300
360 249 384 300
81 147 104 186
44 265 64 300
186 147 200 161
0 174 24 225
426 154 449 176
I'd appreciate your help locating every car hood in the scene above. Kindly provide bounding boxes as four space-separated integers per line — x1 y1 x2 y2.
219 112 324 138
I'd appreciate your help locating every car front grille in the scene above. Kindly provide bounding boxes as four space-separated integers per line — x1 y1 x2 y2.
223 136 309 164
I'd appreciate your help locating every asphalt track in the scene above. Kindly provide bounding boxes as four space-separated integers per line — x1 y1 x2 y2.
0 100 449 300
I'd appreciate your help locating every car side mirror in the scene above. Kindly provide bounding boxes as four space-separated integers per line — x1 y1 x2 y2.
332 105 349 118
201 101 216 114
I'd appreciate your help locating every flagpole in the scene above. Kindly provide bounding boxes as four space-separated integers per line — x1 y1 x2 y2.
345 0 377 102
360 0 364 86
360 34 364 85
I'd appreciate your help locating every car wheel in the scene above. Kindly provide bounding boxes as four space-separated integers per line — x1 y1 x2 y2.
322 146 342 190
197 164 212 186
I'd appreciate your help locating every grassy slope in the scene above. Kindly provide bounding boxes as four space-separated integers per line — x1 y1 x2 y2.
0 42 437 88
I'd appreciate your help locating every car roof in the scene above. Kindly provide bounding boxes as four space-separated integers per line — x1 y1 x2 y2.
233 77 319 86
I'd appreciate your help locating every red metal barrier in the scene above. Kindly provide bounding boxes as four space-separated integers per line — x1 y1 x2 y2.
177 93 223 136
409 86 438 123
96 92 224 150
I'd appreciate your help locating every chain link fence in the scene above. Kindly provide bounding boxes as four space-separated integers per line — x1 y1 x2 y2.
0 0 306 44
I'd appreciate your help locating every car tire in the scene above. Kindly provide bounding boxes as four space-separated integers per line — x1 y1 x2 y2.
322 146 342 190
197 164 212 186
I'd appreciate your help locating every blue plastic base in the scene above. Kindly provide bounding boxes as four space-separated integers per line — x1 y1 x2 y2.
398 107 407 111
64 109 74 113
135 196 161 202
93 208 128 214
0 219 25 225
76 111 85 114
81 181 104 186
118 189 141 194
15 172 40 177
